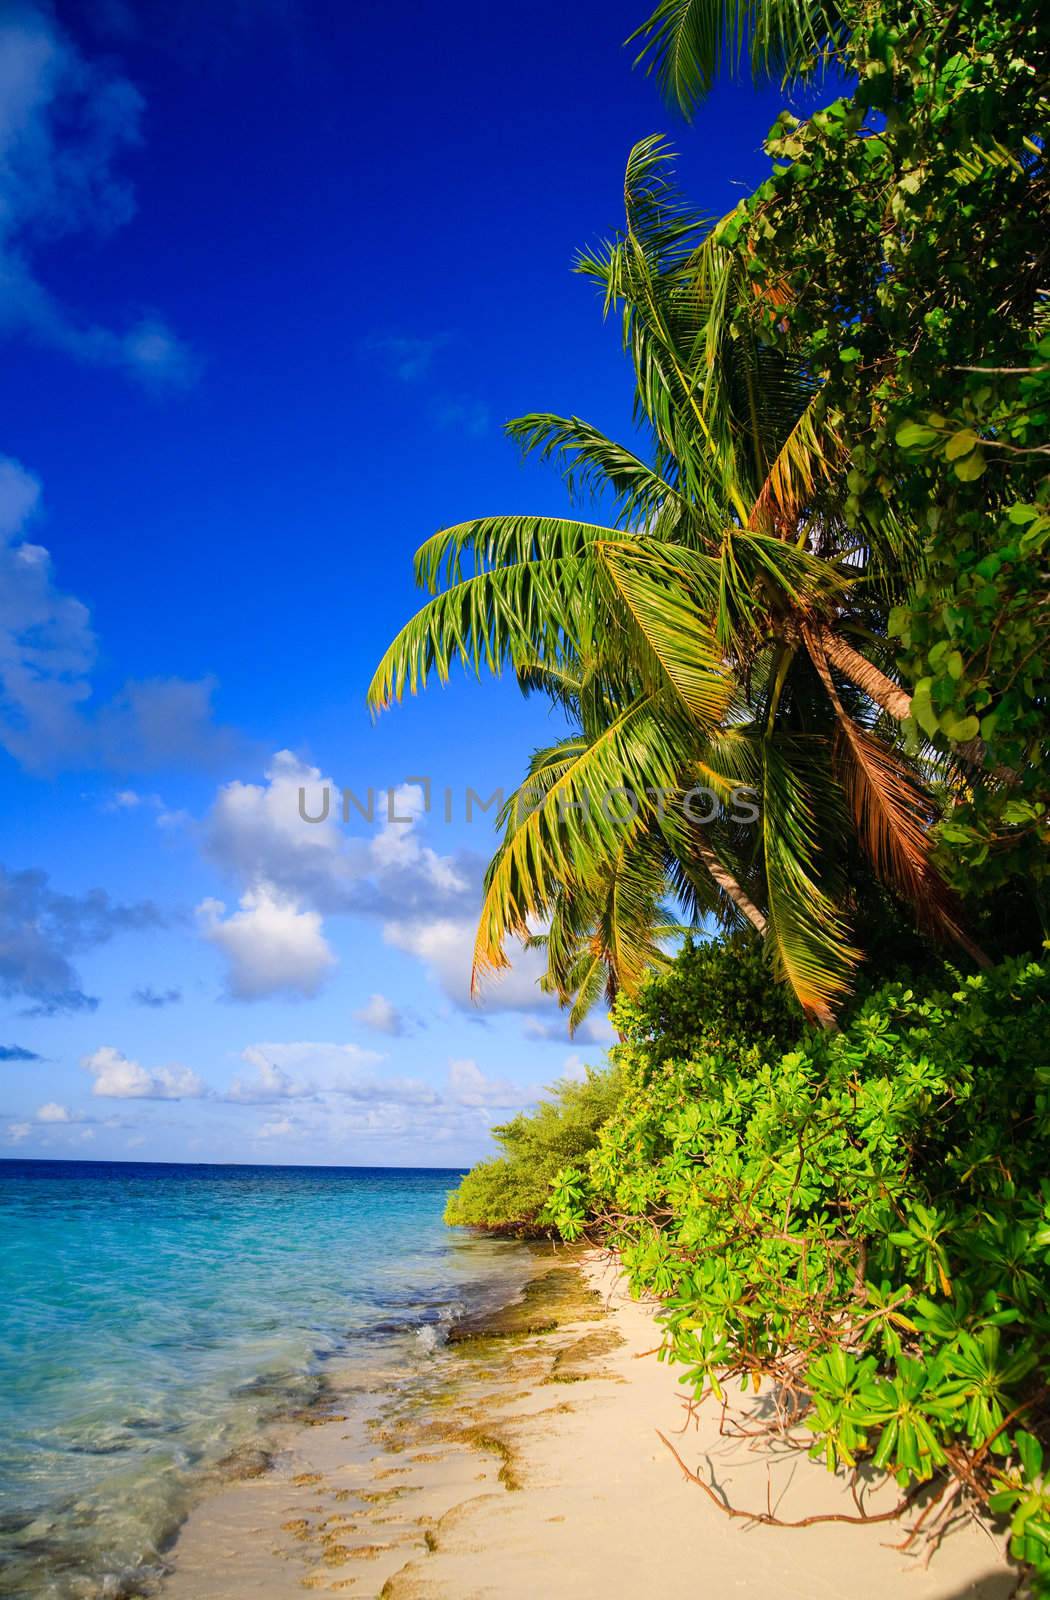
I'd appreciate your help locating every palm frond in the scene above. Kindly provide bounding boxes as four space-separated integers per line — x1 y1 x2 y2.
473 693 684 987
747 387 843 535
627 0 844 119
598 538 732 725
506 412 682 529
806 626 975 950
367 559 593 709
761 738 860 1023
412 514 612 594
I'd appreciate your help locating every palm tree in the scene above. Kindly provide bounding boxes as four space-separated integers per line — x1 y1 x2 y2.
369 141 974 1026
628 0 849 119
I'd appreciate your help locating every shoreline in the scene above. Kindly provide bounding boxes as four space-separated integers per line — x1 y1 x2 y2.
159 1247 1014 1599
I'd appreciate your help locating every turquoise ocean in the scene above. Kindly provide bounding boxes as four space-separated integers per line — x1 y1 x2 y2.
0 1159 527 1599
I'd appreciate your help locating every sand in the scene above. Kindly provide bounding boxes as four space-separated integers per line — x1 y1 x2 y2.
161 1249 1014 1599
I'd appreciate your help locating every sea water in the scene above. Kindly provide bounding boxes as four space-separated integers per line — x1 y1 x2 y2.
0 1160 526 1598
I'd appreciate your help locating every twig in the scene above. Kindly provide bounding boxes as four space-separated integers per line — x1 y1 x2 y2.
657 1430 922 1528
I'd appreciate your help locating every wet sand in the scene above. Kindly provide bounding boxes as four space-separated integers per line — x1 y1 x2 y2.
161 1249 1014 1599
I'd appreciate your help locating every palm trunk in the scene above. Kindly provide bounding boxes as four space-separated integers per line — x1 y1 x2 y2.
694 833 768 935
812 625 1005 779
814 628 912 722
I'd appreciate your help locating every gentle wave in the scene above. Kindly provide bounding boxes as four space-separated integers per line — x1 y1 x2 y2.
0 1160 527 1599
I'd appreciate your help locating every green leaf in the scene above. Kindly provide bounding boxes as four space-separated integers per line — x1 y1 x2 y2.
954 449 987 481
945 428 978 461
895 421 939 450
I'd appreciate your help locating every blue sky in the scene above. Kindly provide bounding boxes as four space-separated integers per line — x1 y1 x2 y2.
0 0 819 1165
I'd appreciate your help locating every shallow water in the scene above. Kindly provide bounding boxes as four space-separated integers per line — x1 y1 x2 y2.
0 1159 528 1599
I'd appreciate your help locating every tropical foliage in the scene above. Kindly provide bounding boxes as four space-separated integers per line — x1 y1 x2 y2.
445 939 1050 1588
542 952 1050 1589
628 0 848 117
432 0 1047 1584
370 133 989 1026
432 0 1043 1580
371 0 1045 1027
443 1065 622 1233
720 0 1049 911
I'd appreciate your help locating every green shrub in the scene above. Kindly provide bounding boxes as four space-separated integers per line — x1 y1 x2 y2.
621 931 804 1061
547 953 1050 1589
444 1065 622 1233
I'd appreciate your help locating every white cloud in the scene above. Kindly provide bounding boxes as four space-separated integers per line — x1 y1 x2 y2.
203 754 473 919
0 456 241 774
0 4 192 385
383 915 551 1016
6 1122 30 1143
230 1041 432 1106
82 1044 206 1100
198 754 482 1004
225 1051 309 1104
523 1012 618 1045
256 1116 294 1140
36 1100 71 1122
197 886 336 1000
353 992 404 1036
446 1057 538 1110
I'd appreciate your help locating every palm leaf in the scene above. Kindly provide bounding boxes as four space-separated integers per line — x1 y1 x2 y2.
367 560 592 709
761 738 859 1023
413 514 612 593
806 626 976 950
506 413 683 529
597 539 732 725
627 0 843 118
473 693 684 987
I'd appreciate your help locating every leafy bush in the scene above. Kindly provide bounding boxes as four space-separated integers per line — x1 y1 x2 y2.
622 931 804 1061
547 953 1050 1589
443 1066 622 1234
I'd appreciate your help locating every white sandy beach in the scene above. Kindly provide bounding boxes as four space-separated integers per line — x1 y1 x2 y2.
163 1252 1013 1599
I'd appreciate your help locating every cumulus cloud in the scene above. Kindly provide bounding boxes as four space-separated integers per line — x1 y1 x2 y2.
382 914 551 1016
0 863 165 1014
103 789 187 826
228 1054 540 1156
199 754 569 1024
82 1044 206 1099
353 992 404 1036
36 1100 70 1122
198 754 486 1002
229 1040 431 1106
203 754 475 920
256 1115 294 1140
6 1122 30 1143
224 1050 311 1104
446 1057 538 1109
0 3 193 385
197 886 337 1001
0 456 241 774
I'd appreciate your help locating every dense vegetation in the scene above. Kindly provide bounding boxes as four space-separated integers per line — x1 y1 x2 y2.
376 0 1047 1581
443 1065 621 1232
447 941 1050 1588
371 0 1046 1027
